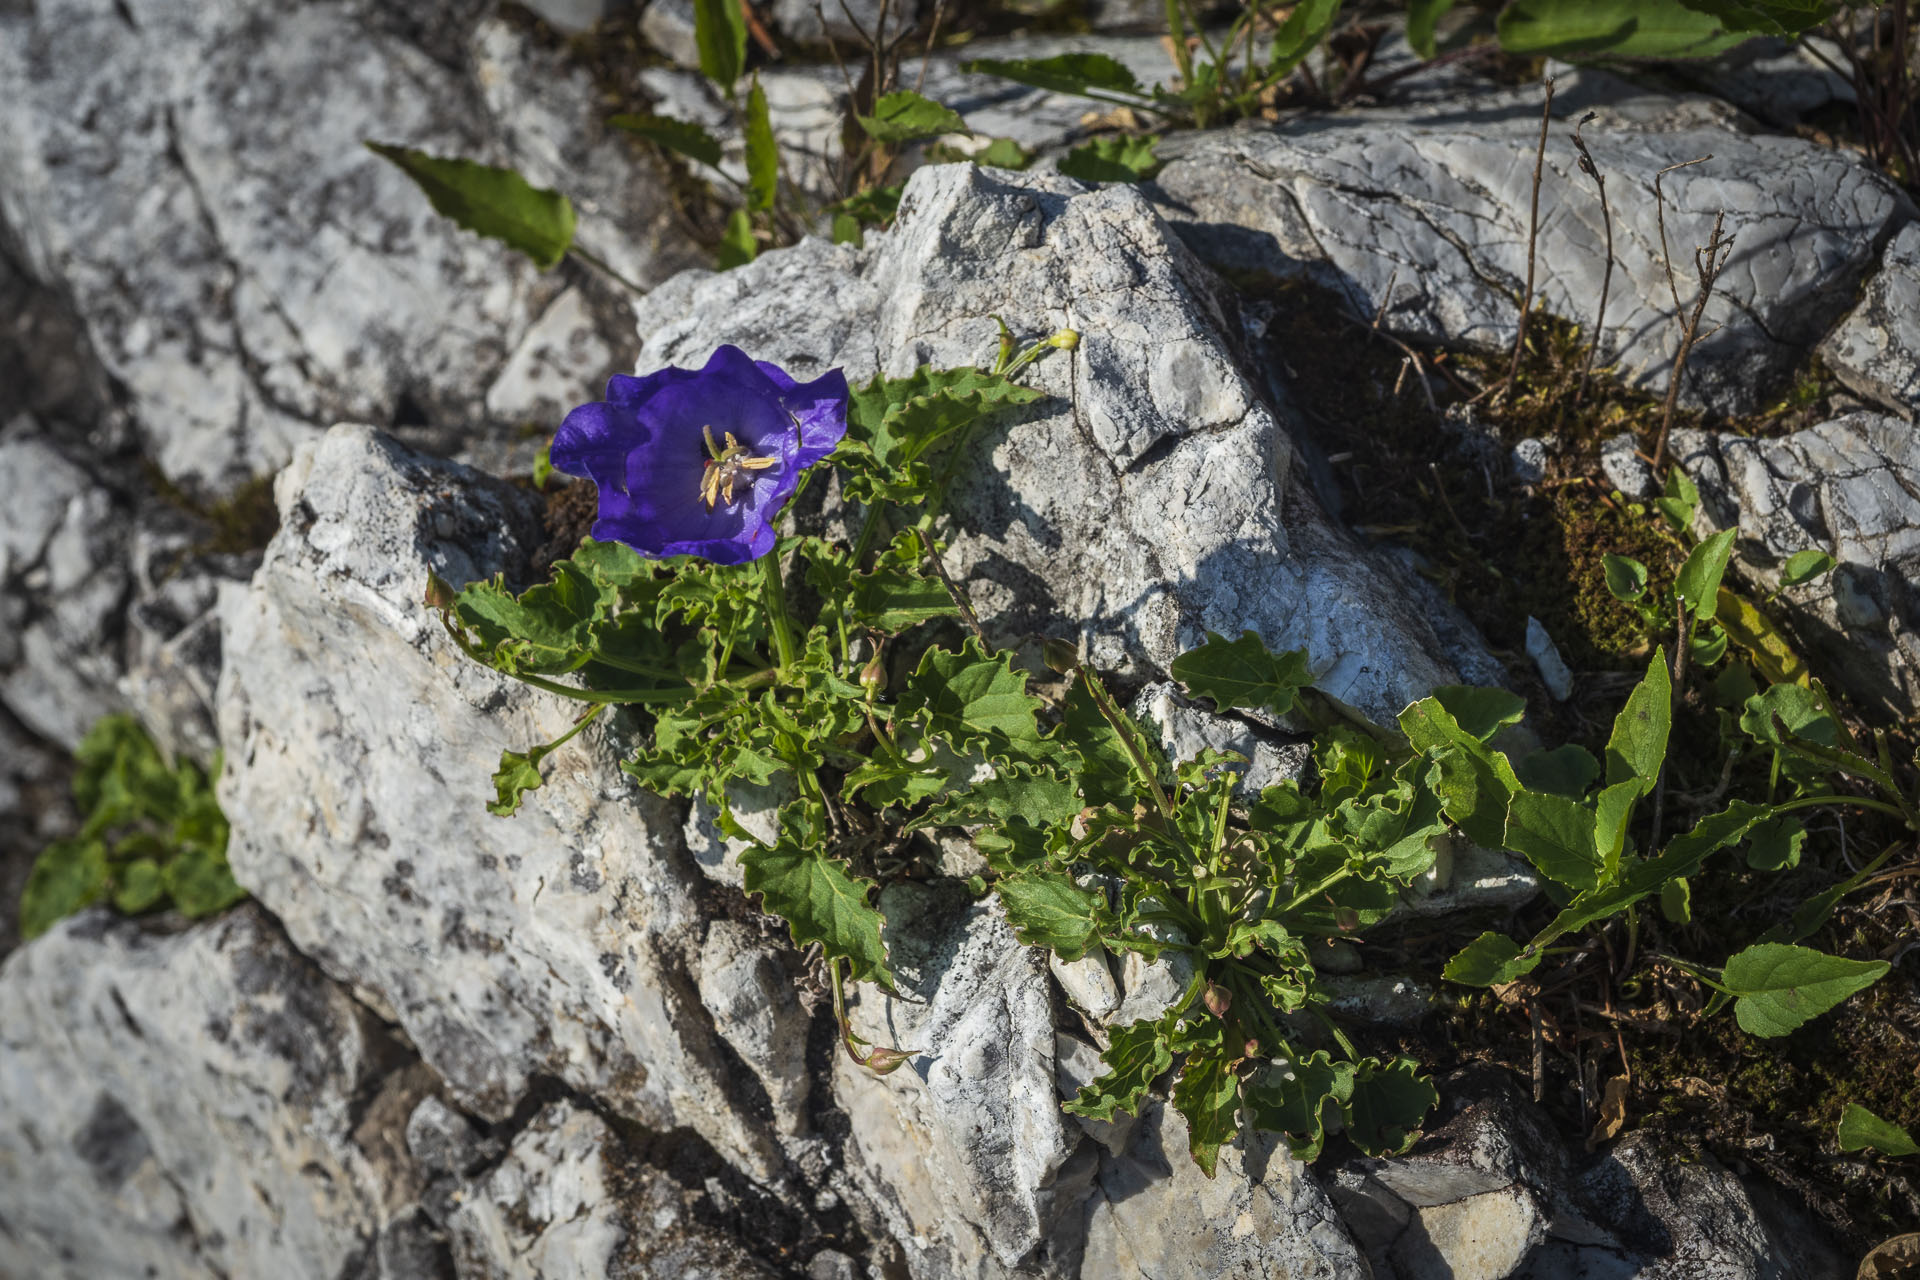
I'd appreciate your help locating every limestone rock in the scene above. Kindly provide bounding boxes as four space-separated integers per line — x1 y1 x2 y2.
1821 221 1920 420
1131 679 1312 793
0 906 440 1279
217 424 789 1178
633 162 1503 726
1150 70 1911 417
1670 412 1920 717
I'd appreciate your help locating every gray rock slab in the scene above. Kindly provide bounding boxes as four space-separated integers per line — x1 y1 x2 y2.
216 424 788 1180
1670 412 1920 717
1150 69 1911 417
1821 221 1920 419
632 161 1503 725
0 906 439 1279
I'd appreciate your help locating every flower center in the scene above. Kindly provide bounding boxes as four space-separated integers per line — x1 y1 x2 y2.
699 425 778 511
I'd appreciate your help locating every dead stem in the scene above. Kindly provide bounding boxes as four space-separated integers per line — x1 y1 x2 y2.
1571 113 1614 405
1653 155 1714 333
913 526 986 643
1502 77 1556 400
1652 210 1735 471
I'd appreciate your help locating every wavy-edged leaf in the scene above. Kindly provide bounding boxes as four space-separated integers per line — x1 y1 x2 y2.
857 89 968 142
847 366 1043 472
913 765 1082 831
1066 1014 1174 1121
1171 631 1313 719
1060 675 1155 809
742 804 891 984
961 52 1145 99
489 747 546 817
1725 942 1888 1038
162 843 246 918
609 113 723 167
899 638 1045 757
366 143 575 270
1245 1050 1351 1159
997 871 1104 960
1171 1046 1241 1178
1057 135 1161 183
1342 1058 1438 1156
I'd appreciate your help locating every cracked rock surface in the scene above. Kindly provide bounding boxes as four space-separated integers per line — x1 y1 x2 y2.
1822 221 1920 420
1150 68 1911 417
634 161 1505 725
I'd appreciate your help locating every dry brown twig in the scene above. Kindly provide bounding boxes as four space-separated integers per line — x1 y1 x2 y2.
1652 209 1735 473
1570 112 1614 404
1501 76 1556 401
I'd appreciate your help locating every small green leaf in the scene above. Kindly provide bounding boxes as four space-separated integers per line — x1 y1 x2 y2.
1268 0 1344 77
1653 466 1700 530
1407 0 1459 57
1744 815 1805 871
1724 943 1889 1038
742 808 892 985
717 208 758 270
1504 790 1603 891
608 113 724 167
162 844 247 919
1592 779 1642 878
112 858 167 915
1780 548 1837 588
1444 931 1536 987
1066 1015 1173 1121
1057 135 1162 184
974 137 1034 169
1428 687 1528 743
857 90 968 143
1602 554 1649 603
1660 875 1691 924
1837 1103 1920 1157
1342 1058 1438 1157
1171 631 1313 719
831 213 862 246
744 78 778 212
995 872 1105 961
1605 652 1672 788
1740 682 1839 748
846 365 1042 474
489 747 546 817
1171 1047 1241 1178
1676 529 1739 620
961 53 1145 99
1245 1051 1351 1160
20 838 110 940
693 0 747 90
365 143 575 270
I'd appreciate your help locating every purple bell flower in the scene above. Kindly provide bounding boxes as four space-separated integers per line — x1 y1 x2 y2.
549 345 850 565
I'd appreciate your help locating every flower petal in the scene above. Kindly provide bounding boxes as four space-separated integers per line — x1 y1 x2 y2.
549 401 643 495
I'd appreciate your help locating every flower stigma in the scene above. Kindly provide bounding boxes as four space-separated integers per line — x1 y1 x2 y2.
699 424 779 511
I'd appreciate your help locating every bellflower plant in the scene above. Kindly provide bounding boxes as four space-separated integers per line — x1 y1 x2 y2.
551 344 850 565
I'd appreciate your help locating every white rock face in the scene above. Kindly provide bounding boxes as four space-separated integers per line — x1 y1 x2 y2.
634 161 1504 725
0 906 436 1279
217 424 788 1178
1151 70 1911 417
1821 221 1920 419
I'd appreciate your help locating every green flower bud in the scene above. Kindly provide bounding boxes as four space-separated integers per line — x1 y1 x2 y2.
1049 329 1080 350
424 573 457 610
859 651 887 694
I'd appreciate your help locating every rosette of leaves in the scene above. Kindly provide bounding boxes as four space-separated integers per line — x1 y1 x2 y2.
20 716 245 940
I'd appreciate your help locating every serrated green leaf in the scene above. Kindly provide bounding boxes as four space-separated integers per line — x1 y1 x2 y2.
848 366 1043 473
1245 1051 1351 1160
961 53 1145 99
1514 744 1601 799
1066 1015 1174 1121
608 113 724 167
366 143 575 270
1837 1103 1920 1157
1677 529 1739 620
1407 0 1458 58
1171 631 1313 719
914 766 1083 831
857 89 968 143
1443 931 1536 986
1606 652 1672 788
744 77 778 212
162 843 247 919
1343 1058 1437 1157
1745 815 1805 871
899 638 1045 756
997 871 1104 960
1725 943 1888 1038
1497 0 1752 58
692 0 746 89
742 806 892 985
1602 554 1649 603
489 747 546 817
1504 789 1603 891
717 208 757 270
20 838 110 940
1057 135 1161 184
1780 547 1837 588
1171 1045 1241 1178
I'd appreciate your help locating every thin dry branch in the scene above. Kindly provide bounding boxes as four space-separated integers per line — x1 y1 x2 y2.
1652 210 1735 472
1571 113 1614 404
1502 77 1556 399
1653 155 1713 331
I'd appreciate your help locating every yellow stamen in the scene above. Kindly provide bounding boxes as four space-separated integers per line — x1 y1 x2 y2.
698 425 779 511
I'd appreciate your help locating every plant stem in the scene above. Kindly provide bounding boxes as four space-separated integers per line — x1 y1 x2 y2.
1079 666 1176 820
1501 77 1556 399
913 527 985 643
1571 112 1614 404
761 550 799 670
569 244 647 295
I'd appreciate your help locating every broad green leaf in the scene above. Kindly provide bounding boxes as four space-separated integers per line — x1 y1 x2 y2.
899 639 1045 756
717 208 757 269
608 114 724 167
961 53 1145 99
1676 529 1739 620
1514 744 1600 799
454 559 621 674
112 857 167 915
1171 631 1313 719
1443 931 1536 987
1602 554 1649 603
850 572 958 632
975 137 1034 169
1605 652 1671 788
1780 547 1837 588
742 806 892 985
489 747 546 817
1269 0 1344 77
914 767 1083 831
1057 135 1161 184
1654 466 1700 530
1724 942 1888 1037
1498 0 1751 59
20 838 110 941
1677 0 1832 39
1716 588 1807 686
1314 725 1383 807
1407 0 1458 58
693 0 747 90
366 144 575 270
998 872 1104 959
1429 687 1529 743
1660 875 1691 923
1837 1103 1920 1157
744 78 778 212
1592 779 1643 877
1342 1058 1438 1157
1504 790 1603 891
1739 682 1838 748
1245 1051 1351 1160
857 90 968 143
162 844 247 918
1171 1047 1241 1178
1066 1015 1173 1121
1744 815 1805 871
1403 695 1521 848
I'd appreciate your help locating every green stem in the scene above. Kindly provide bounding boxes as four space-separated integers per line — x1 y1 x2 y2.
1079 667 1175 820
761 551 799 671
533 702 608 761
1276 866 1354 918
584 651 687 682
568 244 647 295
1772 792 1911 823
